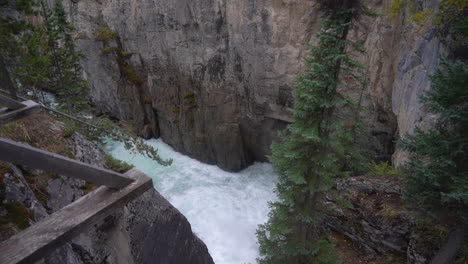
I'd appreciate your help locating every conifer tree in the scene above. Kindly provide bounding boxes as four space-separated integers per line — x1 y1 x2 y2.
41 0 88 113
256 7 364 264
0 0 169 166
0 0 38 99
402 59 468 225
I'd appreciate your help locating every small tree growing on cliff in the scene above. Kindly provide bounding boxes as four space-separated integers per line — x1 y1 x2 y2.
256 7 365 264
402 59 468 225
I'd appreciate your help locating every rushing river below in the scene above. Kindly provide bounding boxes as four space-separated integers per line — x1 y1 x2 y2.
104 139 278 264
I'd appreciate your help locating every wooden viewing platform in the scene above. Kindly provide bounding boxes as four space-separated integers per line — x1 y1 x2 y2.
0 95 153 264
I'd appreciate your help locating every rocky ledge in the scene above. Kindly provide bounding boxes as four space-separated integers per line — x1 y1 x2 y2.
0 114 214 264
326 176 452 264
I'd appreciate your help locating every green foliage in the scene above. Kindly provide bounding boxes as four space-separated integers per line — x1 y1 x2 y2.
182 92 197 108
187 99 197 108
435 0 468 45
104 154 134 173
84 117 172 166
0 1 168 167
0 123 18 135
335 196 353 209
377 204 400 220
402 59 468 224
411 219 448 250
101 46 118 54
172 107 180 113
121 63 144 85
368 161 399 176
389 0 404 19
4 201 32 229
120 51 134 57
361 6 383 17
0 0 43 98
408 10 434 25
390 0 467 47
93 24 119 41
454 242 468 264
62 119 79 138
93 23 143 86
256 8 365 264
80 182 97 193
183 92 195 99
39 0 89 113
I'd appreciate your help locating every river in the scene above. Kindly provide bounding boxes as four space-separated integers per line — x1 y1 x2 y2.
104 138 278 264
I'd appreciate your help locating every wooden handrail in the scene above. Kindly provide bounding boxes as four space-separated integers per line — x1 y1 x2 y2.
0 100 41 125
0 137 134 189
0 93 25 110
0 169 153 264
0 96 156 264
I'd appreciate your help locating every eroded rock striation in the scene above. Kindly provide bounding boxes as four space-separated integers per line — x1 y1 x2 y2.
326 175 448 264
66 0 440 171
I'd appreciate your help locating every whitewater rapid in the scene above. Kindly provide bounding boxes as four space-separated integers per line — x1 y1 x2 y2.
104 139 278 264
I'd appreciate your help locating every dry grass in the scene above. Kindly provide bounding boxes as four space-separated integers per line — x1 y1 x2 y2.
0 113 79 241
0 112 74 158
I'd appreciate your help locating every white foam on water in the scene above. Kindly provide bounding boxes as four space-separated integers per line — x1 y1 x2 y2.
104 138 278 264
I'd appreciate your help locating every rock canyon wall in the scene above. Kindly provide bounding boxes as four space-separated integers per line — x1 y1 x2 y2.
67 0 440 171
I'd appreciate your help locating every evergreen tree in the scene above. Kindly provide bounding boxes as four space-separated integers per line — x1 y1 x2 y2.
41 0 87 113
0 0 39 99
256 8 364 264
402 59 468 225
0 0 169 166
15 27 52 101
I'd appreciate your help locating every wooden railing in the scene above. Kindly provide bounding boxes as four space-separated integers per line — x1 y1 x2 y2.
0 94 41 125
0 95 153 264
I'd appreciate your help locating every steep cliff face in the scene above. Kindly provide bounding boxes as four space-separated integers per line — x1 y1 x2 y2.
66 0 319 171
346 0 441 165
66 0 440 170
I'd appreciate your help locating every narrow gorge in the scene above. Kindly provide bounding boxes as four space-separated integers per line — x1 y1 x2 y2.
0 0 466 263
67 0 426 171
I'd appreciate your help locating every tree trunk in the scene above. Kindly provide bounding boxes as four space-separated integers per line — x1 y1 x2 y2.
0 56 17 100
430 225 466 264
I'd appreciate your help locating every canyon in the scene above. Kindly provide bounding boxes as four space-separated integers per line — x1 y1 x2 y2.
1 0 456 263
67 0 440 171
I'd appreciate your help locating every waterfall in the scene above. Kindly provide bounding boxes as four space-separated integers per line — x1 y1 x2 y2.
104 138 278 264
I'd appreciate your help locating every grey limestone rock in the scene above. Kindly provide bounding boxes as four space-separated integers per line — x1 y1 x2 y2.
64 0 443 171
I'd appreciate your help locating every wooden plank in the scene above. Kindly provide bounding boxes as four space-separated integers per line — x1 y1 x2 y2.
0 100 41 125
0 137 134 188
0 93 25 110
0 169 153 264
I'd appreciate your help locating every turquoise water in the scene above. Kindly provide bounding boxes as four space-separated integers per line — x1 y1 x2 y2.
104 139 278 264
